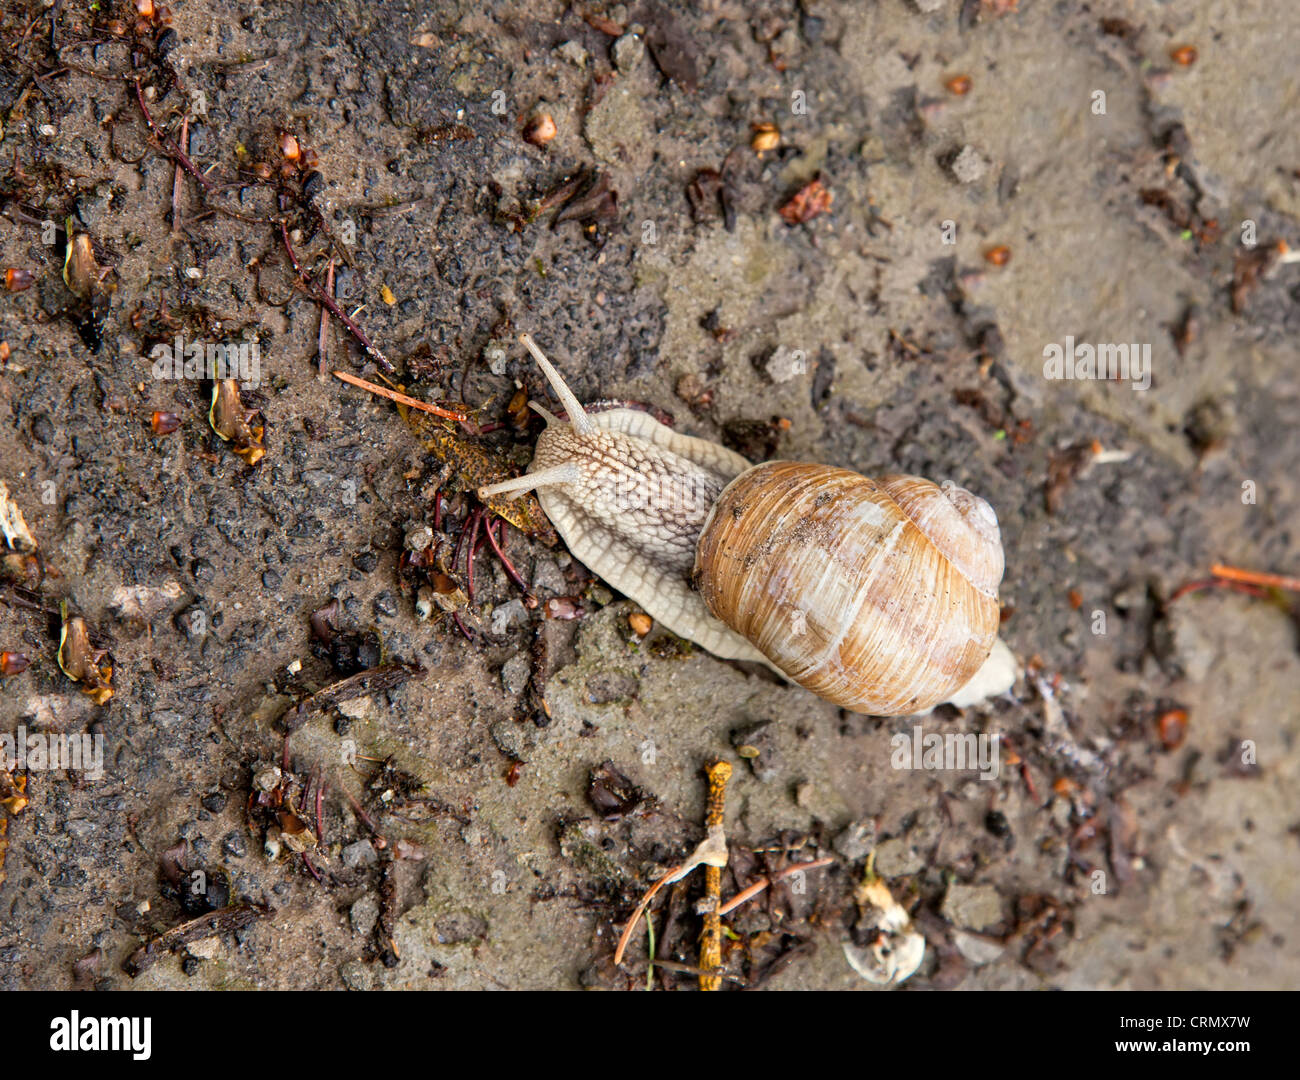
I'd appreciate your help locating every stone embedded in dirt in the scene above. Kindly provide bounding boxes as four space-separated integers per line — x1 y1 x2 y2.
556 40 588 68
187 936 221 961
873 836 925 877
531 557 567 595
731 720 780 783
833 820 877 862
350 894 380 936
340 960 374 991
501 652 530 695
490 598 528 636
763 345 806 383
942 882 1005 931
613 32 647 72
949 144 990 184
342 840 378 868
952 930 1005 966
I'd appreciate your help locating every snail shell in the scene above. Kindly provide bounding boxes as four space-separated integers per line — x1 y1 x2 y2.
478 335 1010 716
694 464 1004 715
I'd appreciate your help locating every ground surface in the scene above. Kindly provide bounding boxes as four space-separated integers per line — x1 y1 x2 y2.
1 0 1297 990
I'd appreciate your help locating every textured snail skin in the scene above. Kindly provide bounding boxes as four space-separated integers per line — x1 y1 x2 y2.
694 463 1003 715
527 407 771 664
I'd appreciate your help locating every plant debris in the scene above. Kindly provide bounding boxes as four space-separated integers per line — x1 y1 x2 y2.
0 481 36 553
779 176 833 225
208 379 266 465
57 604 114 705
123 903 271 977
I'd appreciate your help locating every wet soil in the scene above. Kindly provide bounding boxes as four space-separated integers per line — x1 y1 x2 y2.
0 0 1297 990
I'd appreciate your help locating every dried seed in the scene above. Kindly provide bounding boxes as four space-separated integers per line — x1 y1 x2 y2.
151 411 181 435
1158 708 1188 750
750 122 780 152
523 112 557 145
779 177 833 225
0 652 30 677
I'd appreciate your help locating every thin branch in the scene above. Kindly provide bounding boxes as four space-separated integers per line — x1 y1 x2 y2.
133 78 212 192
716 856 835 917
332 369 467 421
1210 563 1300 593
281 222 394 374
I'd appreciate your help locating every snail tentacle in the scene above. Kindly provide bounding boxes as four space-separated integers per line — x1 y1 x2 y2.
477 463 581 500
519 333 593 435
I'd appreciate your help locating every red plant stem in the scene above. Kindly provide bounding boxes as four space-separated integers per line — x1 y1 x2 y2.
433 490 443 532
484 517 527 591
171 116 187 233
451 509 473 589
314 773 325 843
133 78 213 192
1167 578 1268 604
340 786 380 836
465 510 483 601
318 258 334 377
279 222 394 374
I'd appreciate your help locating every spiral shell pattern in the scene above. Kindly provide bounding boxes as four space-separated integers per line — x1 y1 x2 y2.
694 463 1003 714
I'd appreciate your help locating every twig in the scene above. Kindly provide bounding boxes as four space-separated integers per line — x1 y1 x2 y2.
699 759 732 991
314 772 325 843
464 509 482 601
317 258 334 378
332 369 467 421
1167 578 1267 604
645 914 656 991
279 662 423 732
651 958 747 985
133 79 212 192
171 116 188 234
716 856 835 917
340 785 381 838
613 863 683 966
484 517 527 591
1210 563 1300 593
281 222 394 374
123 903 271 976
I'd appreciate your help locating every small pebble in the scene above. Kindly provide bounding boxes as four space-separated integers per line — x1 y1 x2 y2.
949 144 989 184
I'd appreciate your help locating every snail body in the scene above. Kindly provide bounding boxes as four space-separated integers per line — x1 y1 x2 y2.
479 336 1012 716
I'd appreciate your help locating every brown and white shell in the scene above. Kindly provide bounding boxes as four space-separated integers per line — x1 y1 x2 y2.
693 463 1004 715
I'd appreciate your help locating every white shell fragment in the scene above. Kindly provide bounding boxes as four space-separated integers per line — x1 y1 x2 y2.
0 480 37 553
843 877 926 986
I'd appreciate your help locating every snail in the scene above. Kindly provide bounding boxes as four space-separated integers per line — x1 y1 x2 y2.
478 335 1016 716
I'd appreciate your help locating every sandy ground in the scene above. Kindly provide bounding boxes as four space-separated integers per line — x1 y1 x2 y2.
0 0 1297 990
